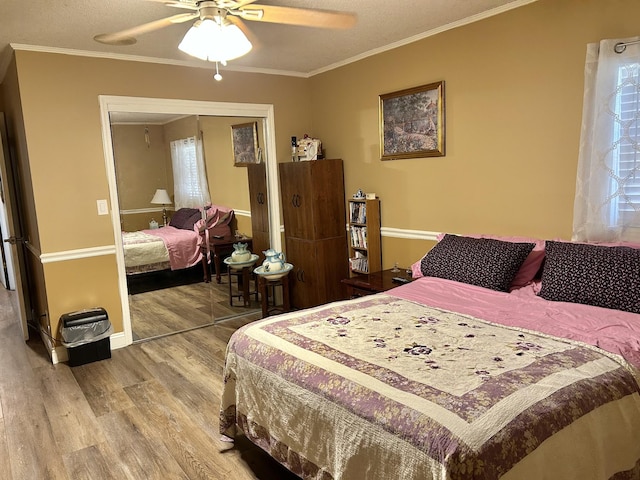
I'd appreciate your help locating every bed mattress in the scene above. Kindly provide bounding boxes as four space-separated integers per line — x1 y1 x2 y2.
122 230 170 274
122 226 203 275
220 278 640 480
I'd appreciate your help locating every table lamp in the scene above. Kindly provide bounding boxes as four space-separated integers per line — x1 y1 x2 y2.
150 189 172 226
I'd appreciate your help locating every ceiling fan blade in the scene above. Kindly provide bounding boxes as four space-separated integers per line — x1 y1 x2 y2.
227 16 261 50
143 0 199 10
94 12 198 45
236 5 356 29
145 0 258 9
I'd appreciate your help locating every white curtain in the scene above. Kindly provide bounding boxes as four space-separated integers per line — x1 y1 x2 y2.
573 37 640 242
170 136 211 209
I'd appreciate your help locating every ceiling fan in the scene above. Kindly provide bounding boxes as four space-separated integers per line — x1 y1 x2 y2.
94 1 357 62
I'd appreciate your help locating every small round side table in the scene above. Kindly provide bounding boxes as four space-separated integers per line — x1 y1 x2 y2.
257 272 291 317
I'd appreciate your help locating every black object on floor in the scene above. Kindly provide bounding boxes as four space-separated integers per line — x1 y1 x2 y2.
127 265 207 295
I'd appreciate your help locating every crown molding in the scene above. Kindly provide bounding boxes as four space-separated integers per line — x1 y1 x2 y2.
6 43 307 79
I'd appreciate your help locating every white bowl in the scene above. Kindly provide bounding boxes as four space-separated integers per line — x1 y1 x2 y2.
253 263 293 280
224 254 259 270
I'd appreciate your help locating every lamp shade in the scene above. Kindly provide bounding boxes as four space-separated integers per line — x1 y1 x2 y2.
150 189 172 205
178 19 252 62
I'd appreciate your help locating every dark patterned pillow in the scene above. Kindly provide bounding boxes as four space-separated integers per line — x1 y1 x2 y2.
420 234 535 292
169 207 200 230
539 241 640 313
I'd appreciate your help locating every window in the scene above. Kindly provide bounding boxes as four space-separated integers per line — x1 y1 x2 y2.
170 136 211 209
573 38 640 242
612 62 640 228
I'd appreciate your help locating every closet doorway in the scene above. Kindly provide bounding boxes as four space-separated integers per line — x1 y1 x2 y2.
99 96 281 347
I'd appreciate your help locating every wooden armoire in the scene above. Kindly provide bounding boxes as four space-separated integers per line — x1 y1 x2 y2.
279 158 349 309
246 163 270 262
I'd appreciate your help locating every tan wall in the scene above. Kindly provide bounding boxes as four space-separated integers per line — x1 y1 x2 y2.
163 115 199 150
11 51 311 337
5 0 638 344
44 255 122 338
309 0 640 269
112 124 172 231
112 124 171 210
199 116 264 213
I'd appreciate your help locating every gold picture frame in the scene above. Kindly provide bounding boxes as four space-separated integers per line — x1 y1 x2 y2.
231 122 259 166
379 81 445 160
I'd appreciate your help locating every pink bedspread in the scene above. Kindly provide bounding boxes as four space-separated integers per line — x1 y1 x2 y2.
143 226 202 271
391 276 640 368
222 283 640 479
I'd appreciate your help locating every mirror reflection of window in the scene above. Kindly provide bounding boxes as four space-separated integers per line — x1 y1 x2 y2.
171 136 211 209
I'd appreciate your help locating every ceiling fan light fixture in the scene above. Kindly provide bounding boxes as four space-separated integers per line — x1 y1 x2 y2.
178 18 252 62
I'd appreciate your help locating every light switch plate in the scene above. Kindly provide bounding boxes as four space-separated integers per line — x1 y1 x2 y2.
97 199 109 215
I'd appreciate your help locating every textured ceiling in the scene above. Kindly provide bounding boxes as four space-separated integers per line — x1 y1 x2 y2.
0 0 535 77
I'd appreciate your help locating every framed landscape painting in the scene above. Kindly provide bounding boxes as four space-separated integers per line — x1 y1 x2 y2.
379 81 445 160
231 122 259 166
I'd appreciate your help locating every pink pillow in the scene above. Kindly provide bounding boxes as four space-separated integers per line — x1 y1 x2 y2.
411 233 545 289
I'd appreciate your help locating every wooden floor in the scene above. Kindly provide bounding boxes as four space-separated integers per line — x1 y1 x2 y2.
0 287 300 480
130 271 261 342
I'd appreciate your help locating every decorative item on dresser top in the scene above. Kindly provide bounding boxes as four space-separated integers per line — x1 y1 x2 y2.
348 195 381 275
221 234 640 480
279 158 349 309
292 134 323 161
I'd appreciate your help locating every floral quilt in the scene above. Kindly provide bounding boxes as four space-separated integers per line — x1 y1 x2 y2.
220 294 640 480
122 230 170 273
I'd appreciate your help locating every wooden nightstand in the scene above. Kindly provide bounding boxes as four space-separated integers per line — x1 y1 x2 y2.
341 268 414 298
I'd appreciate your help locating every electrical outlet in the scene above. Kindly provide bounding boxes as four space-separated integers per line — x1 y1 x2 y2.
97 199 109 215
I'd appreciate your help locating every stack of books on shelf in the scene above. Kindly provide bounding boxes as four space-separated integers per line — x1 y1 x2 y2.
350 202 367 224
350 226 368 248
349 251 369 273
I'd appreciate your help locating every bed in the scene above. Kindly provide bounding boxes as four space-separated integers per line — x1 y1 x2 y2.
123 204 234 277
220 234 640 480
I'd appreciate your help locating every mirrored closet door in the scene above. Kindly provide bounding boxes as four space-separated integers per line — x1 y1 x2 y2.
109 111 269 342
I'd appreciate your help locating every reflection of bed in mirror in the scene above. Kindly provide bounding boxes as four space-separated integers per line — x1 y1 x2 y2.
123 205 234 291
